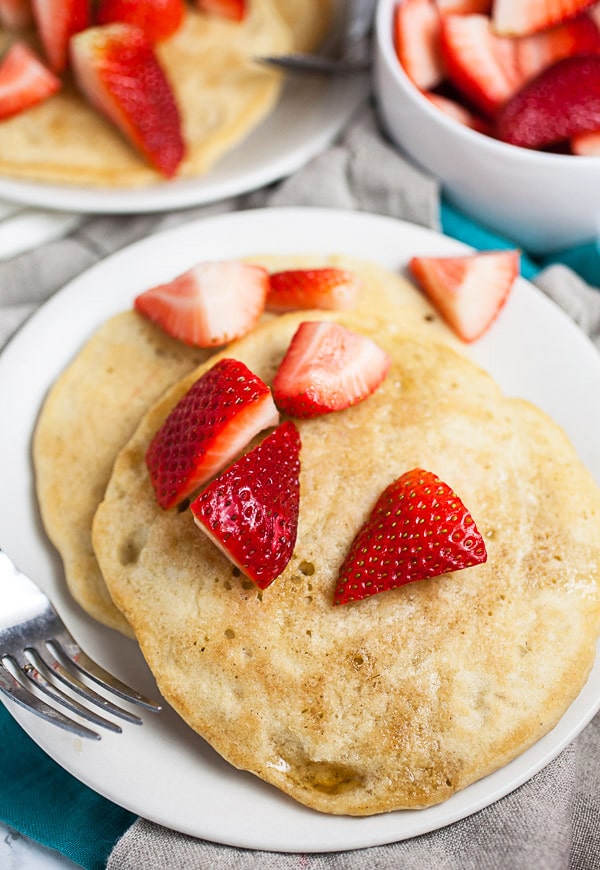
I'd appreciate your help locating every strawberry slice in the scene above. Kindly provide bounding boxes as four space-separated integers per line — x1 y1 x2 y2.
272 321 391 418
394 0 445 90
334 468 487 605
496 54 600 149
134 261 269 347
424 91 491 133
191 421 300 589
409 249 519 342
0 42 61 120
146 358 279 510
266 268 361 312
571 129 600 154
0 0 33 29
95 0 185 42
516 15 600 83
31 0 90 72
70 23 185 177
435 0 491 12
492 0 597 37
195 0 246 22
440 13 523 115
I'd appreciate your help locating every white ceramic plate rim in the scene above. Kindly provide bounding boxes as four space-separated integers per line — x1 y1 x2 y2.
0 74 368 214
1 207 599 853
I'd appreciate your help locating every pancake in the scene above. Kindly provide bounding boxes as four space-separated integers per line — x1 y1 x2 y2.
91 307 600 815
33 255 458 634
0 1 332 186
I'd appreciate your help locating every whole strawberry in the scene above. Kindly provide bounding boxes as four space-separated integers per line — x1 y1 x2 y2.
334 468 487 605
191 421 301 589
146 358 279 509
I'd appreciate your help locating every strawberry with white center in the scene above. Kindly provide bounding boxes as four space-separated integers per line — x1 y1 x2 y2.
0 0 33 30
0 42 61 120
31 0 90 72
409 249 519 342
334 468 487 605
266 268 361 312
492 0 597 37
134 261 269 347
70 23 185 177
440 13 524 115
195 0 246 22
191 421 301 589
496 54 600 149
272 321 391 418
394 0 445 89
95 0 185 42
146 358 279 510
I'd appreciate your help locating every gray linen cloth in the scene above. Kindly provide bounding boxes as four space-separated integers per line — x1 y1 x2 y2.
0 107 599 869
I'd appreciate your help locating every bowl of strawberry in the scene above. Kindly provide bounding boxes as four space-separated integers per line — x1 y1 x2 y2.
374 0 600 255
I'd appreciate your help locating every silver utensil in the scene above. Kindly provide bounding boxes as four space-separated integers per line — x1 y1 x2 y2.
257 0 376 76
0 548 161 740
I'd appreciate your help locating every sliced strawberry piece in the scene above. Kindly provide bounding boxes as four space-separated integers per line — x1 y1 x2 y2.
571 128 600 153
95 0 185 42
424 90 491 133
134 261 268 347
516 15 600 82
334 468 487 605
0 42 61 120
394 0 445 90
440 13 523 115
146 358 279 510
496 54 600 149
409 249 519 342
492 0 597 37
70 23 185 177
435 0 491 13
31 0 90 72
195 0 246 22
191 421 300 589
272 321 391 418
266 268 361 313
0 0 33 30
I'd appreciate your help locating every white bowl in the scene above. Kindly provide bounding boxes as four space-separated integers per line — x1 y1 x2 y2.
373 0 600 255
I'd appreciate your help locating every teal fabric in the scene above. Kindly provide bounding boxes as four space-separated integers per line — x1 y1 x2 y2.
0 703 135 869
0 201 597 870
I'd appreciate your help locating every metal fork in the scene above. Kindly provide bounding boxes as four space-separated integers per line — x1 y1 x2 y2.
257 0 376 76
0 548 161 740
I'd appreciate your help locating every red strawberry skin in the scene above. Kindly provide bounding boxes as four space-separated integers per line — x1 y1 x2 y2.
146 358 279 509
95 0 185 42
70 23 185 177
496 54 600 148
191 421 301 589
31 0 90 72
272 321 391 418
0 42 61 120
266 268 361 312
334 468 487 605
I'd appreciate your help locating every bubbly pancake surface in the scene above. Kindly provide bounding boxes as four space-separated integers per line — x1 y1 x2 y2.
91 308 600 815
33 255 457 633
0 1 331 187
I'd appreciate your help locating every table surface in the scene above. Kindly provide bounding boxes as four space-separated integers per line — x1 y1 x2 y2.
0 822 78 869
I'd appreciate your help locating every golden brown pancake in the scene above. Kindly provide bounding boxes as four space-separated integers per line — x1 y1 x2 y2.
91 307 600 815
33 255 458 634
0 1 332 186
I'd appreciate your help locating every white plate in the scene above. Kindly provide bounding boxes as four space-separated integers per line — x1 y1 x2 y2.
1 208 599 853
0 75 368 214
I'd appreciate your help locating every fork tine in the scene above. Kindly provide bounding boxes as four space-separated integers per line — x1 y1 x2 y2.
0 660 100 740
47 635 162 712
24 648 131 730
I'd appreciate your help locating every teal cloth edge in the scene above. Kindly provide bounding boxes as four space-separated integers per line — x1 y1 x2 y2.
1 201 597 870
0 704 135 869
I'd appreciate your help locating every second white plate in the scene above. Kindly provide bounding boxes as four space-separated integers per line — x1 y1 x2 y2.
1 208 599 852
